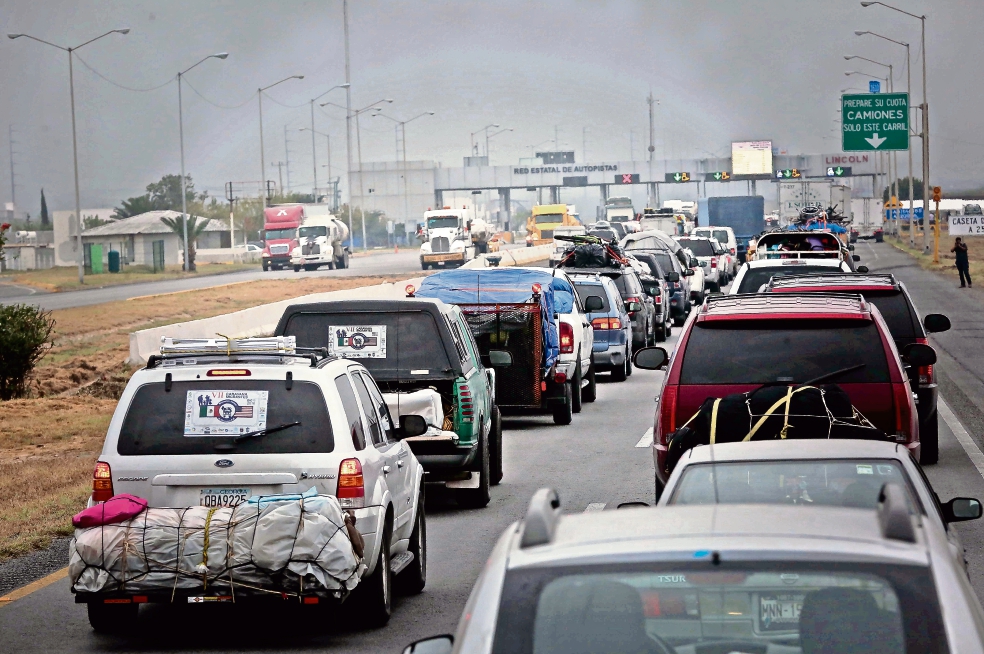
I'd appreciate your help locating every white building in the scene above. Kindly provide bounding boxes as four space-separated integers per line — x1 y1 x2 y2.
79 210 230 268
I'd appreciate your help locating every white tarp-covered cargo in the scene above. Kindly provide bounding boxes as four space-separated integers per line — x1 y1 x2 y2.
69 494 364 598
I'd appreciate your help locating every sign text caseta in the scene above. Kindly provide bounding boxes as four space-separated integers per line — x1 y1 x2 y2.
513 164 618 175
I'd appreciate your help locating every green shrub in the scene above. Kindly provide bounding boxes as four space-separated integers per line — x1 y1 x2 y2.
0 304 55 400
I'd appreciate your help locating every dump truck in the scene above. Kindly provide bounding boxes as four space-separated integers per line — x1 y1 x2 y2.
526 204 579 246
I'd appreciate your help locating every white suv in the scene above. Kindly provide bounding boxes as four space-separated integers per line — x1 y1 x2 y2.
90 337 426 626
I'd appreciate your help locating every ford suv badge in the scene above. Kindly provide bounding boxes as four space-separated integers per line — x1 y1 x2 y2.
214 459 234 468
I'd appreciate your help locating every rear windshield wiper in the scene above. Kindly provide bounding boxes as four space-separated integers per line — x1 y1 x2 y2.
213 421 302 451
756 363 867 390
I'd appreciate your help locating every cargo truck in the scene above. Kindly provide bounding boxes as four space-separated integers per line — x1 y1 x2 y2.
526 204 579 246
262 205 303 271
419 207 490 269
697 196 766 262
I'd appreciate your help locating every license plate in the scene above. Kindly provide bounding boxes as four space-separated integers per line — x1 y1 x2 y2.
188 596 233 603
759 593 805 632
199 488 250 508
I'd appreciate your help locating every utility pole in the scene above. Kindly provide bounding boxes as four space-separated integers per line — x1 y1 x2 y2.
647 92 657 163
554 125 559 150
284 125 293 195
343 0 354 250
8 125 18 215
272 161 284 194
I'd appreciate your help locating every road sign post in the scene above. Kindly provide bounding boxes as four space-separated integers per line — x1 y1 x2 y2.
933 186 941 264
841 93 909 152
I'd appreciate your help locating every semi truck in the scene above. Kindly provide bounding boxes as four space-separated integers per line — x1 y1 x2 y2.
419 207 490 269
697 196 766 262
526 204 580 246
262 205 303 271
289 211 351 271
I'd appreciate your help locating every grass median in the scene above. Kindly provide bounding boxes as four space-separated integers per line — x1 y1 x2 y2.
886 229 983 284
1 262 261 293
0 273 413 562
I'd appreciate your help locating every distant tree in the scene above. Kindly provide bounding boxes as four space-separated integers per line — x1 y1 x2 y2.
39 189 50 229
884 178 923 203
83 214 111 230
113 194 156 219
160 214 211 271
147 174 202 211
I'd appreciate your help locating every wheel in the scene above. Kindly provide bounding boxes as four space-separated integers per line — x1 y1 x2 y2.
709 281 720 293
582 364 597 403
327 260 335 270
351 521 393 627
338 252 350 269
552 383 573 425
920 412 939 465
611 348 628 382
490 406 503 485
626 348 633 377
293 265 301 272
397 490 426 595
304 264 318 271
87 602 138 634
421 262 430 270
458 427 491 508
665 323 671 337
654 320 667 342
262 261 269 272
571 364 583 414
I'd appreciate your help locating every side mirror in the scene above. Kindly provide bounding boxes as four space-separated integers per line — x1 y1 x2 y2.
584 295 604 311
856 265 869 273
648 286 661 297
902 342 937 368
632 346 668 370
924 313 951 334
942 498 983 523
853 254 861 262
399 414 428 438
684 268 695 277
666 271 680 283
626 301 643 312
488 349 513 367
848 244 856 251
402 635 454 654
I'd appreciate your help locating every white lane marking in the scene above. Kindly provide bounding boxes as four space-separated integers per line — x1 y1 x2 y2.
635 428 653 448
939 398 984 481
863 240 880 261
584 503 606 512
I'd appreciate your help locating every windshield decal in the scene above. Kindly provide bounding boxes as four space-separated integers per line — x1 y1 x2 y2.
184 390 268 436
329 325 387 359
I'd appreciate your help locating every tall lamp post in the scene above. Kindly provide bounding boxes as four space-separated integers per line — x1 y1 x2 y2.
470 124 499 157
306 84 349 200
486 127 513 164
177 53 227 271
845 56 896 210
373 111 435 236
857 29 914 245
258 75 304 208
846 69 891 206
861 1 928 249
8 28 129 284
299 127 334 206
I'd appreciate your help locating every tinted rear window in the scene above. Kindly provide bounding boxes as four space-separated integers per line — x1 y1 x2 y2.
865 292 921 340
651 252 678 276
611 273 640 297
677 239 714 256
680 320 890 384
573 283 610 312
713 229 729 243
117 379 334 455
282 310 454 379
634 255 664 278
738 266 844 293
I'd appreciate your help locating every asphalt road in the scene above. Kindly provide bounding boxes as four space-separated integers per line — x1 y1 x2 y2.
2 241 984 653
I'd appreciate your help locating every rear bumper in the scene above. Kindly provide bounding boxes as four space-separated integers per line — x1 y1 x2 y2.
406 436 479 472
421 252 465 265
592 344 627 370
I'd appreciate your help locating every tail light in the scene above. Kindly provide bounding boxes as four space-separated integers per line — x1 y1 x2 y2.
915 337 934 385
892 383 915 442
458 382 474 423
653 293 662 305
559 321 574 353
710 257 718 269
592 317 621 330
626 296 643 316
656 385 678 445
730 247 736 255
337 458 365 508
93 461 114 502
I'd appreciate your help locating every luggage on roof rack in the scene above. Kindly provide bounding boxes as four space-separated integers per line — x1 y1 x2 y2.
554 233 628 269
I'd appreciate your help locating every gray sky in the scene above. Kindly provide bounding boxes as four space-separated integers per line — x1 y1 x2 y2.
1 0 981 214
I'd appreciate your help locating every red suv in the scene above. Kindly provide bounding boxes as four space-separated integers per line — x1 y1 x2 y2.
633 293 935 497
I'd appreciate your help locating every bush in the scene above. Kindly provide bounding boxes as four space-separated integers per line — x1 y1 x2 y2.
0 304 55 400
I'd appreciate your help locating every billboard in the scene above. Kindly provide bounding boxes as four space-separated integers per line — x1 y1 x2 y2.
732 141 773 176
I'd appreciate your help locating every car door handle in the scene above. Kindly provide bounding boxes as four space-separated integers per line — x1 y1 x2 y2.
397 460 404 469
382 466 391 475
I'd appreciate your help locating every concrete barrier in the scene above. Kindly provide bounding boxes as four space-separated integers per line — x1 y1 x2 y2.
126 244 554 365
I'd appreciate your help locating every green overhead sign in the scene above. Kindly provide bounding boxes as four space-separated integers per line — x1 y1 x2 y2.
841 92 909 152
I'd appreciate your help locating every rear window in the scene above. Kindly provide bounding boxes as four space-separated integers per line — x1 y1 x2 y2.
713 229 729 243
117 379 333 455
573 283 610 312
680 320 890 384
651 252 678 276
282 310 454 379
865 291 922 340
738 265 845 294
634 255 664 278
611 273 641 297
677 239 714 256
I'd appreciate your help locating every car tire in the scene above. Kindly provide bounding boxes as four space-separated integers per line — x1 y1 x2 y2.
459 429 491 508
87 602 138 634
709 281 720 293
490 406 503 485
353 520 393 627
571 364 583 414
920 412 940 465
421 262 429 270
338 252 349 269
552 383 573 425
397 490 426 595
611 348 628 382
654 320 667 343
626 349 633 376
262 262 269 272
582 364 597 403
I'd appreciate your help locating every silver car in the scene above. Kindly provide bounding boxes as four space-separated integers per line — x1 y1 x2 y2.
404 486 984 654
89 339 426 627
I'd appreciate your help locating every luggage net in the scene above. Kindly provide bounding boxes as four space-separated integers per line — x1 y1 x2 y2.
460 303 543 407
69 494 365 601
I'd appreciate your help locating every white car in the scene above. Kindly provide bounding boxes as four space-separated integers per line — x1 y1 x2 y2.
675 236 724 292
730 257 853 294
544 267 596 414
89 337 426 627
679 247 706 301
693 225 739 275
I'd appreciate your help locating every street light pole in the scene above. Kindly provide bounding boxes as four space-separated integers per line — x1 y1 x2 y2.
485 127 513 164
9 29 129 284
307 83 349 200
258 75 304 209
375 111 435 237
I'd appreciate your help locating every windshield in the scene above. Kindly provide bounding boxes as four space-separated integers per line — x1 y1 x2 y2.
428 216 460 229
680 320 889 384
298 226 327 238
588 229 617 241
493 563 941 654
676 239 714 256
117 380 333 455
651 252 678 276
607 214 631 223
669 459 919 510
265 228 295 240
535 214 564 225
737 265 845 293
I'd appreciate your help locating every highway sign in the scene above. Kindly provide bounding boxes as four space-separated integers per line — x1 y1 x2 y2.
842 92 909 151
704 171 731 182
774 169 802 179
664 172 691 183
826 166 852 177
869 80 880 94
615 173 640 184
886 207 924 220
950 215 984 235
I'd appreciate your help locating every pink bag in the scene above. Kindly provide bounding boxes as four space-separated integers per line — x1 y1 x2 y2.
72 494 148 529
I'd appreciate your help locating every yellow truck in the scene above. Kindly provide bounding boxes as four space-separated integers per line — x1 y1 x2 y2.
526 204 580 246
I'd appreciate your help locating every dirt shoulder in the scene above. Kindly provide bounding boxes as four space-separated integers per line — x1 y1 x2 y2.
886 231 983 284
1 262 261 293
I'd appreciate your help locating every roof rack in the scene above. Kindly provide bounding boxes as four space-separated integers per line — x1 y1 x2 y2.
767 273 898 290
146 336 330 369
701 292 869 317
520 488 562 548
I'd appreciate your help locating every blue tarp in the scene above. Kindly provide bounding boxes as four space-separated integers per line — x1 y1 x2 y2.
417 268 562 371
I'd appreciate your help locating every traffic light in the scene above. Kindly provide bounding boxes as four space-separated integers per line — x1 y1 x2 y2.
932 186 942 203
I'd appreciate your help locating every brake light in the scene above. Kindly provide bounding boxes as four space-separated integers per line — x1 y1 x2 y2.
559 321 574 354
656 385 678 445
915 337 934 385
730 248 736 255
710 257 718 269
653 293 661 305
892 383 914 442
337 458 365 508
626 296 643 316
591 317 621 330
458 383 474 423
93 461 114 502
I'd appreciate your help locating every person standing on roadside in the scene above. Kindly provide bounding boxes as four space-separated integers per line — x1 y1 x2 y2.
952 237 972 288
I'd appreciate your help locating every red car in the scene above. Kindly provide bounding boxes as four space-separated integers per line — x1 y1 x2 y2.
633 293 936 498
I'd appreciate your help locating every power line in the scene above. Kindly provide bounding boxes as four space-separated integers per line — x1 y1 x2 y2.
182 77 255 109
74 54 173 92
261 91 308 109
